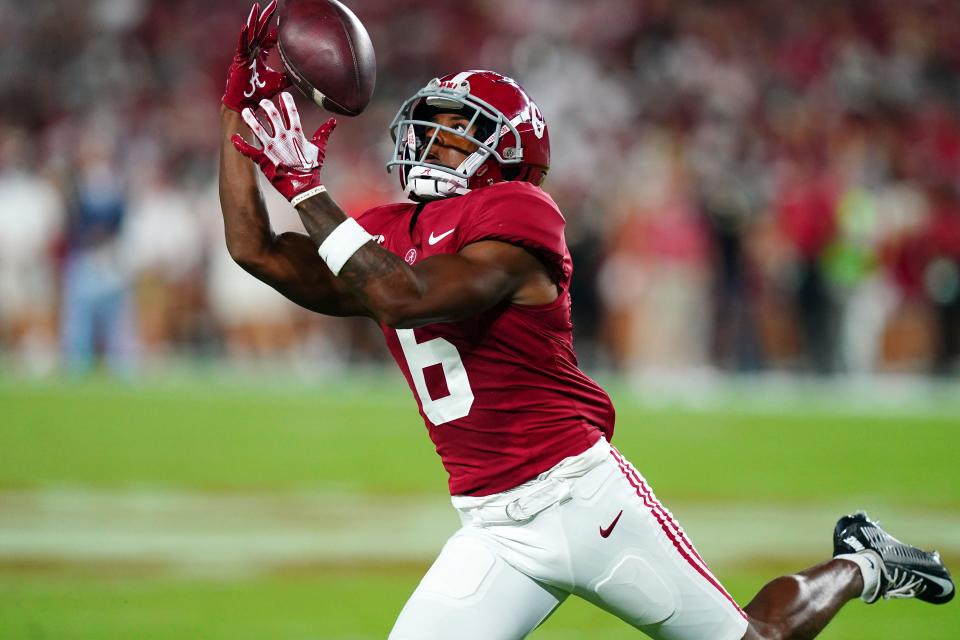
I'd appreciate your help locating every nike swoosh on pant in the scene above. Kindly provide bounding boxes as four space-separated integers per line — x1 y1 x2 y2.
599 510 624 538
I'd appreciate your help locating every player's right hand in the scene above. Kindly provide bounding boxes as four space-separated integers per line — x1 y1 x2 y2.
232 92 337 206
222 1 290 113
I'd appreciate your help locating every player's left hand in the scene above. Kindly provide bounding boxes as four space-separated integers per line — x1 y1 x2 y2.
232 92 338 205
222 0 290 113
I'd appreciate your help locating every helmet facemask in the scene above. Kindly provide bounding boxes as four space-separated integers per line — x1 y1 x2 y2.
387 78 525 201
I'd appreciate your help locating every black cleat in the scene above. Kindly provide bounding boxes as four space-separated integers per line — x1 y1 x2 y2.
834 511 954 604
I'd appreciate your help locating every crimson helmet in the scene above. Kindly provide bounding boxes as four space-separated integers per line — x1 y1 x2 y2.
386 70 550 201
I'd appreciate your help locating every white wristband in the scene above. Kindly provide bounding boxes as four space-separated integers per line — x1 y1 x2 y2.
318 217 373 276
291 185 328 207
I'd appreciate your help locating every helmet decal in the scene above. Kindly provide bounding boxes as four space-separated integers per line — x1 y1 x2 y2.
529 102 546 140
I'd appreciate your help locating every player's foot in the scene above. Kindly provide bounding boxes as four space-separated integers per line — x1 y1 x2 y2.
834 511 954 604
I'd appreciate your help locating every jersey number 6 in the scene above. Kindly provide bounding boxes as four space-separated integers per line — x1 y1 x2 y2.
396 329 475 425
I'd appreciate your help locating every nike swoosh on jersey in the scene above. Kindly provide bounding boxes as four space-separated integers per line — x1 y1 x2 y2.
912 570 955 596
428 228 456 245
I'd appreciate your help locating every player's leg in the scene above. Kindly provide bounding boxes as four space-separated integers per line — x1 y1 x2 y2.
740 559 862 639
741 512 954 639
576 446 748 640
388 531 567 640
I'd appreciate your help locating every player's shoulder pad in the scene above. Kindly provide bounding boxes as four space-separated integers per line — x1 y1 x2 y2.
469 181 564 218
355 202 413 227
461 182 566 243
458 181 570 284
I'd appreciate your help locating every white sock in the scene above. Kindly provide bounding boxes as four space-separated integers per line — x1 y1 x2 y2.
836 550 884 602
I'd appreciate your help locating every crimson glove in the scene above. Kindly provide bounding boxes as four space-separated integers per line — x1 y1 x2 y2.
232 92 338 205
222 1 289 113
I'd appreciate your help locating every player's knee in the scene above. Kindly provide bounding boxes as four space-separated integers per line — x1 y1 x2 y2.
592 555 677 626
771 573 809 603
743 574 809 640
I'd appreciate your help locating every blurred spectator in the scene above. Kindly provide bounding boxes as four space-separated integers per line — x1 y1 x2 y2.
773 156 841 373
0 129 63 376
60 121 138 376
598 132 710 372
205 182 305 368
124 154 206 366
922 185 960 375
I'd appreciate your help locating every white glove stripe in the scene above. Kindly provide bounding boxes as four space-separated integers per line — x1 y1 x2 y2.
241 108 269 143
281 92 303 132
260 98 285 136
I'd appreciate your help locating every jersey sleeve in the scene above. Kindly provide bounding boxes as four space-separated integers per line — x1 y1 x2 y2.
457 182 571 287
354 203 406 226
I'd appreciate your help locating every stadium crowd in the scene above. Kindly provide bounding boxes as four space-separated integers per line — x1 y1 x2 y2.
1 0 959 377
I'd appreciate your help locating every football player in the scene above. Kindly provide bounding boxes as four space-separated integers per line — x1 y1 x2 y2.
218 4 953 639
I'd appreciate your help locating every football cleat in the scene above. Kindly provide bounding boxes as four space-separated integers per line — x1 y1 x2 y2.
834 511 954 604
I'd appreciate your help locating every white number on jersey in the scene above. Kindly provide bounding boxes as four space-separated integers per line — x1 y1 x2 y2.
395 329 474 425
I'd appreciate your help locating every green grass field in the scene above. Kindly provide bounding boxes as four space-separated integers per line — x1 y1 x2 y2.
1 374 958 638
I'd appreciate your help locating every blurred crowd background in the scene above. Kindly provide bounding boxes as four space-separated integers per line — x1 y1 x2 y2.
2 0 959 379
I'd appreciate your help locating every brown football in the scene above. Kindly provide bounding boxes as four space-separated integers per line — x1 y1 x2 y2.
277 0 376 116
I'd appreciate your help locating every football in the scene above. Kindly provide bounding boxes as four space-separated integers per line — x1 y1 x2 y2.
277 0 376 116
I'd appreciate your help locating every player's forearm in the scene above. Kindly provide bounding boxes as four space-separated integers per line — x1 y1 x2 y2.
339 245 438 328
296 195 508 328
295 193 427 325
296 194 467 328
218 109 366 317
218 106 277 266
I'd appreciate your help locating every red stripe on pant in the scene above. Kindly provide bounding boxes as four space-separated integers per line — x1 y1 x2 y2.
620 456 709 567
610 447 747 621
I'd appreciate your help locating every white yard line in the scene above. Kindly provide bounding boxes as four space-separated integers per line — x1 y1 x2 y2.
1 489 957 577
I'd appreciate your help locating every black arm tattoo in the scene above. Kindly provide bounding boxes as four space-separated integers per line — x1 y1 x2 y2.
295 191 421 319
339 244 406 289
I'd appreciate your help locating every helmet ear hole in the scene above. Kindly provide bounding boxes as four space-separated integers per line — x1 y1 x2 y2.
500 166 546 185
501 166 521 181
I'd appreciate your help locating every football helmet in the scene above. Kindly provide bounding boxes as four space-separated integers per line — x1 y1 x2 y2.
386 70 550 201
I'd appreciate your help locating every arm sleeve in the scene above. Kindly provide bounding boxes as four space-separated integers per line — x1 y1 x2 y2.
457 183 571 288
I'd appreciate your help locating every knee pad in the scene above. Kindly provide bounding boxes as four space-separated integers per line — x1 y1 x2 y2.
593 555 678 626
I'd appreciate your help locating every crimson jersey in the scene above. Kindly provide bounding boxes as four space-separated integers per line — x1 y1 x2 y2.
356 181 615 496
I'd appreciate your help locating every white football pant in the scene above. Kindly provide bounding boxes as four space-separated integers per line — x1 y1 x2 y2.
389 438 749 640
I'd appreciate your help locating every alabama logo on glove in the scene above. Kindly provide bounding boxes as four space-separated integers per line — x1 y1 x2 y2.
222 1 290 113
232 92 338 206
